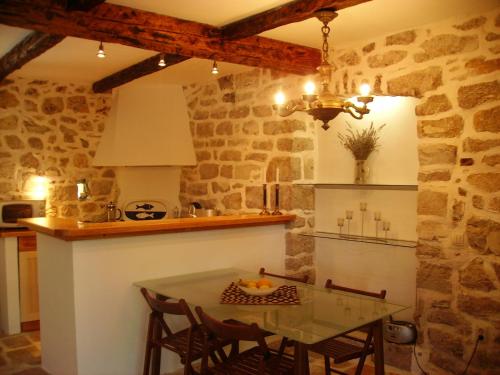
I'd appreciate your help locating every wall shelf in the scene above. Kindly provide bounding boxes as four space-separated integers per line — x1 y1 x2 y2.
299 231 417 248
293 182 418 191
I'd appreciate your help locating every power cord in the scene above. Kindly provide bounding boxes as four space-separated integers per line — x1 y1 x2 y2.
412 334 484 375
413 344 428 375
461 334 483 375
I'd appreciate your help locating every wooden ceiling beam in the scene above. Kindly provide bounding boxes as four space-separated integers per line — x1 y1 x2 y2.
93 53 190 93
0 0 321 76
64 0 106 11
0 31 64 80
219 0 371 40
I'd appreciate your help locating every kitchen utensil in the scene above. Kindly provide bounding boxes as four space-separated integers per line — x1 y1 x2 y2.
106 201 122 222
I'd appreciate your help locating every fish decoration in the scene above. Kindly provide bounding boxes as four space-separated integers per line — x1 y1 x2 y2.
136 203 154 210
123 200 167 221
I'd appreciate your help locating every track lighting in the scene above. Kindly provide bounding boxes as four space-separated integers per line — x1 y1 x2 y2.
97 41 106 59
211 60 219 75
158 54 166 67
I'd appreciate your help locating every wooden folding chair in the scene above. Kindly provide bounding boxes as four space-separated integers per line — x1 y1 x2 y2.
195 306 296 375
309 280 387 375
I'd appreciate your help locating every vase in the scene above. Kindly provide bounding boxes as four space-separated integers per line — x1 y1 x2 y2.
354 159 368 184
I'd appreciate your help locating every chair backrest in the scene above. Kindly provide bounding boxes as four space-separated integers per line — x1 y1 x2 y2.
259 267 309 283
195 306 269 351
140 288 198 336
324 279 386 299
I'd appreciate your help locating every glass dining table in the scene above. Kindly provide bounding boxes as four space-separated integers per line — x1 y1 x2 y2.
135 268 407 375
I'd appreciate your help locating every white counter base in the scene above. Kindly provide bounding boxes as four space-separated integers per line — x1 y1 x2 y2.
37 225 286 375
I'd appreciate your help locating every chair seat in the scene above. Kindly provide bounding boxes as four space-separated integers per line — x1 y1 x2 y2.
310 337 374 363
207 347 295 375
157 327 204 361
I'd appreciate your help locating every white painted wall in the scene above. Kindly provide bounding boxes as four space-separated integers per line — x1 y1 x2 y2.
0 237 21 335
315 189 417 241
315 238 416 321
37 225 286 375
116 166 182 215
316 96 419 184
313 96 418 321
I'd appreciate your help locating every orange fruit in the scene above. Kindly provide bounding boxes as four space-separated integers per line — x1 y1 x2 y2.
257 278 272 288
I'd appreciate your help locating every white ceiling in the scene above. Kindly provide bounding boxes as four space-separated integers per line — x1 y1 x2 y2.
0 0 498 85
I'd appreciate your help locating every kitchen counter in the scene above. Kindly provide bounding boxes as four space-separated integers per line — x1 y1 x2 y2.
18 214 293 374
0 229 36 238
19 214 295 241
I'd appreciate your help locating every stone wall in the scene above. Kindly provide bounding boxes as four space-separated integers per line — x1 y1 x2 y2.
328 10 499 374
181 69 316 279
181 8 499 374
0 77 116 221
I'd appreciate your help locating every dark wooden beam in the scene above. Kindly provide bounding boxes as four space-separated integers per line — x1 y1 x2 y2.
93 53 190 93
0 0 320 75
64 0 105 11
219 0 370 40
0 31 64 80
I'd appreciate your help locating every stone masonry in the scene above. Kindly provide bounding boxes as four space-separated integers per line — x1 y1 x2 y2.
181 69 317 280
0 7 498 375
328 10 499 375
0 78 116 221
182 8 500 375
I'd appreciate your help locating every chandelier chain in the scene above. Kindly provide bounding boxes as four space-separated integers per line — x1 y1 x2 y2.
321 24 330 64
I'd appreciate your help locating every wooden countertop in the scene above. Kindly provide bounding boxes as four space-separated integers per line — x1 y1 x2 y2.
0 228 36 238
18 214 296 241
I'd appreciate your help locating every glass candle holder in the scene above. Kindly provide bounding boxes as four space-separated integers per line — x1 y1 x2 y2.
360 202 367 236
382 221 391 240
374 211 381 238
345 210 353 235
337 217 345 235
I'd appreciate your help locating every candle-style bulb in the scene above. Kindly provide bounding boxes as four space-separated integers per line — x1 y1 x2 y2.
359 83 371 96
274 91 286 106
304 81 316 95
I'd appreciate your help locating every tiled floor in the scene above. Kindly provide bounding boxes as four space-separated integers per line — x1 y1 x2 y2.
0 331 47 375
0 332 410 375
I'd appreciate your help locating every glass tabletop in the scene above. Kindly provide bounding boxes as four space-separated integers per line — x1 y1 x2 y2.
134 268 407 345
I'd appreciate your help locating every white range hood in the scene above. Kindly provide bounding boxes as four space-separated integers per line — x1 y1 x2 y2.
93 81 196 166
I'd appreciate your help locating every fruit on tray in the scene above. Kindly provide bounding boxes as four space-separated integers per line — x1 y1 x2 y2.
239 278 273 289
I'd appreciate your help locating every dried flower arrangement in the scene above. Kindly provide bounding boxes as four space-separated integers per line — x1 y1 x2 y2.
338 122 385 160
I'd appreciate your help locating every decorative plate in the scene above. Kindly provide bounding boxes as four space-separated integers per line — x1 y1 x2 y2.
123 200 167 221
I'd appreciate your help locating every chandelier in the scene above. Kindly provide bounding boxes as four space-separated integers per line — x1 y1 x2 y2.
273 9 373 130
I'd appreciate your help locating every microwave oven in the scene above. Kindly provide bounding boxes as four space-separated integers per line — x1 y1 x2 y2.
0 200 46 228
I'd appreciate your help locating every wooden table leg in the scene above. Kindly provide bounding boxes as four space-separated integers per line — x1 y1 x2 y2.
372 319 385 375
294 341 310 375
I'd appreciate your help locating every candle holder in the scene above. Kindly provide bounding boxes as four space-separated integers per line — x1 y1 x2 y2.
259 183 270 215
382 221 391 240
374 211 381 238
272 183 282 215
360 202 367 236
337 218 345 235
345 210 353 236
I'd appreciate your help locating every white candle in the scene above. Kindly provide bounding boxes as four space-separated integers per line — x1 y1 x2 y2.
337 218 345 226
346 210 353 220
276 167 280 183
374 211 381 220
